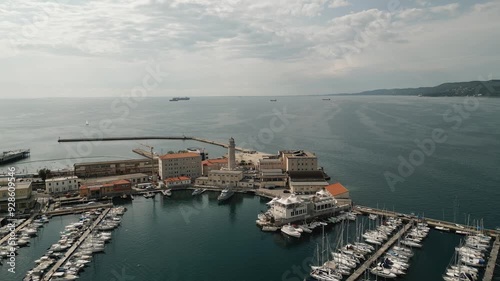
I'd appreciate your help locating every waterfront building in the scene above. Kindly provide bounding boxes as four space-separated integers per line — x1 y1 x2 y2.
74 159 159 178
208 170 243 186
268 193 308 222
259 169 287 188
158 152 202 181
288 171 328 194
257 158 282 170
262 189 338 225
279 150 318 172
45 176 80 194
79 179 132 199
202 158 228 176
325 182 350 199
0 182 35 214
165 176 191 188
228 137 236 170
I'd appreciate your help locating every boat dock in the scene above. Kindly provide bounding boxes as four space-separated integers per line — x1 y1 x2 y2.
346 221 414 281
45 203 113 217
483 235 500 281
0 215 36 245
42 208 111 281
57 136 254 153
354 205 499 236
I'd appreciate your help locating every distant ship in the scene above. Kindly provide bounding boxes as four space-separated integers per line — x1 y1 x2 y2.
270 99 277 102
322 98 331 101
170 97 190 101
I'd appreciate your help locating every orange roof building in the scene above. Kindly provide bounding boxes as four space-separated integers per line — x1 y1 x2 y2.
325 182 350 199
159 152 200 160
201 158 228 175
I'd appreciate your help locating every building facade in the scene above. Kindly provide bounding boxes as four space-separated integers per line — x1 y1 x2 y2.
45 176 80 194
83 173 149 187
0 182 35 214
257 158 283 170
202 158 228 176
74 159 158 178
158 152 202 181
165 176 191 188
259 169 287 188
280 150 318 172
80 179 132 199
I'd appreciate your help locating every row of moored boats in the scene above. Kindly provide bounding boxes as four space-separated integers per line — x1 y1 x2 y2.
24 207 126 281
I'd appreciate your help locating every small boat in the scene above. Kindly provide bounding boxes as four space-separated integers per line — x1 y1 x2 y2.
217 188 234 202
435 225 451 232
281 224 301 238
192 188 206 196
368 214 378 220
262 226 279 232
143 192 155 198
162 189 172 197
85 120 89 126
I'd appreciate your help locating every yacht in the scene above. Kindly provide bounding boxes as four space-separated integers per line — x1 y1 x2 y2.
192 188 206 196
217 188 234 202
281 224 301 238
162 189 172 197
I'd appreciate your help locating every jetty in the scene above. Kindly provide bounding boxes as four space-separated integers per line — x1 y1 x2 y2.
45 203 113 217
346 221 413 281
0 215 36 245
483 235 500 281
57 136 254 153
132 148 158 159
42 208 111 281
354 205 499 236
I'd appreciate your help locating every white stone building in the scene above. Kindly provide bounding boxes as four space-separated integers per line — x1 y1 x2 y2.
45 176 80 194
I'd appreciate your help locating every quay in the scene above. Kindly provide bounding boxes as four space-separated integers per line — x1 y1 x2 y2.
45 203 113 217
42 208 111 281
132 148 158 159
0 214 36 245
354 205 499 236
483 235 500 281
57 136 254 153
346 221 414 281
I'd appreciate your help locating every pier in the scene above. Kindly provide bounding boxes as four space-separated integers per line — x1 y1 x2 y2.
45 203 113 217
42 208 111 281
57 136 254 153
346 221 413 281
483 235 500 281
0 215 35 245
354 205 499 236
132 148 158 159
0 149 30 164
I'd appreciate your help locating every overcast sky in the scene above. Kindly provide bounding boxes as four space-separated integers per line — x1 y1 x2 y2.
1 0 499 98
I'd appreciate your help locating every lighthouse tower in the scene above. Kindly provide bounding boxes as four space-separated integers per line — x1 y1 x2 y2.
228 137 236 170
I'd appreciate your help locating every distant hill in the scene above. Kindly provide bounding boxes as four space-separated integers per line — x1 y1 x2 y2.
341 80 500 97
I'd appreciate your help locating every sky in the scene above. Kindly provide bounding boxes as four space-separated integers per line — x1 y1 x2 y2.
0 0 499 98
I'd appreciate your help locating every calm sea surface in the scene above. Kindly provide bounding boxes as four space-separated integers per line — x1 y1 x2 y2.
0 96 499 280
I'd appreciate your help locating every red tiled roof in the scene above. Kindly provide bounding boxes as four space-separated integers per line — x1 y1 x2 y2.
165 176 190 182
89 186 101 191
325 182 349 196
159 152 200 160
202 158 227 166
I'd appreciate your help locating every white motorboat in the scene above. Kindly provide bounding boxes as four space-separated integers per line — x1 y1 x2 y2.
162 189 172 196
281 224 301 238
192 188 206 196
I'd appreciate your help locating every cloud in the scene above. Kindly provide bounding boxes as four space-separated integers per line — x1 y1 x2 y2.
0 0 498 97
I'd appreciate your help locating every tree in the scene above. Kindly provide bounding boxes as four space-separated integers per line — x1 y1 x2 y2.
167 151 175 154
38 168 52 181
